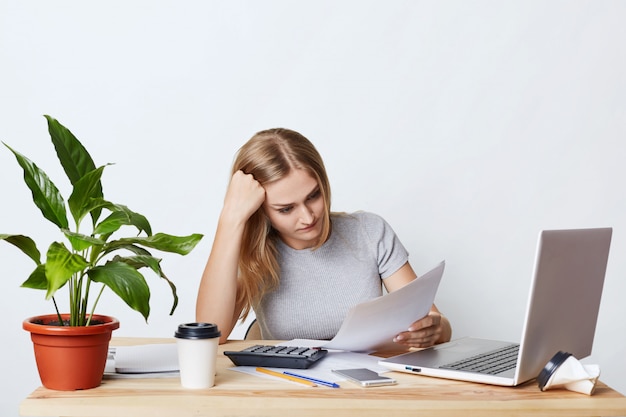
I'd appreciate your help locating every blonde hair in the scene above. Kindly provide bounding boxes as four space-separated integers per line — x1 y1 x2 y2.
233 128 332 320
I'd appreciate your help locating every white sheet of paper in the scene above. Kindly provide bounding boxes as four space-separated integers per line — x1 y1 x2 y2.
111 344 179 374
230 347 390 383
321 261 445 352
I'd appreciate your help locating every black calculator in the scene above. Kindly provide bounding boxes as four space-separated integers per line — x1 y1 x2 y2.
224 345 328 369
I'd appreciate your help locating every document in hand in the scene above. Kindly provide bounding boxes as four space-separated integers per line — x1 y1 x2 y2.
322 261 445 352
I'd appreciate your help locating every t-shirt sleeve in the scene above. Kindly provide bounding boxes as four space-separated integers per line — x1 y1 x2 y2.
359 212 409 279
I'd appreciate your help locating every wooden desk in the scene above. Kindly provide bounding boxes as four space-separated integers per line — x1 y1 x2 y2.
20 338 626 417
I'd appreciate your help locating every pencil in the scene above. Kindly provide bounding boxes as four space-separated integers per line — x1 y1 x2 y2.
283 371 340 388
255 367 317 387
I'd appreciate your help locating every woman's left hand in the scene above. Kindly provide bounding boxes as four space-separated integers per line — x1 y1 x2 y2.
383 263 452 349
392 309 448 349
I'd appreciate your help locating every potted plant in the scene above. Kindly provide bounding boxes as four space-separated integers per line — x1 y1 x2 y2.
1 115 203 390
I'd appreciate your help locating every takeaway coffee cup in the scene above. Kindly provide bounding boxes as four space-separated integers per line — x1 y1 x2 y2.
175 322 221 389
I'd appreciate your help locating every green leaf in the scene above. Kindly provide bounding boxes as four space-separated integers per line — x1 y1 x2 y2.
45 115 98 186
61 229 105 251
102 243 152 257
68 165 108 226
128 210 152 236
0 234 41 264
21 264 47 290
44 242 88 299
113 254 162 274
115 205 152 236
87 262 150 321
93 204 152 236
93 211 128 235
114 233 203 255
45 115 104 225
81 197 111 215
113 254 179 315
3 143 69 229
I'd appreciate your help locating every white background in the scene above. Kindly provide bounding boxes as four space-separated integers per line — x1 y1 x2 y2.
1 1 625 415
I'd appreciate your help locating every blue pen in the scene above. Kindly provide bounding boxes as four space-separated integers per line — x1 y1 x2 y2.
283 372 340 388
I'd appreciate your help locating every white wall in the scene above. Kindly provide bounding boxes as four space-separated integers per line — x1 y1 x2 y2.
1 1 625 415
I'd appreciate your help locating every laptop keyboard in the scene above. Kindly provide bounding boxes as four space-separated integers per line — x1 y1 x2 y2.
439 344 520 375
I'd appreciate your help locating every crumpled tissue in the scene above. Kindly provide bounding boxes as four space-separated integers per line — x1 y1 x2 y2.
538 351 600 395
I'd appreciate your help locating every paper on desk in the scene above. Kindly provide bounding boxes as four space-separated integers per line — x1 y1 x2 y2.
230 348 391 383
321 261 445 352
104 344 180 378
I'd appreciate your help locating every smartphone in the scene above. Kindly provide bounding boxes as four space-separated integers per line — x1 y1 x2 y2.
332 368 397 387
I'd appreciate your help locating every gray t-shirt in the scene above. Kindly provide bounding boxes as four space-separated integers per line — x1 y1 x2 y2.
254 211 409 340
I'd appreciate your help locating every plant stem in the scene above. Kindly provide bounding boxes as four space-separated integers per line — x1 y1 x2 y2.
69 276 75 325
72 272 82 326
86 285 106 326
52 297 63 325
83 274 91 322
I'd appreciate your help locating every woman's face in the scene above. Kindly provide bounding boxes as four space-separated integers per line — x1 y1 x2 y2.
262 169 325 250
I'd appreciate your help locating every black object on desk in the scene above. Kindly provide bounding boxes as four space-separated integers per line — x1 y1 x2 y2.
224 344 328 369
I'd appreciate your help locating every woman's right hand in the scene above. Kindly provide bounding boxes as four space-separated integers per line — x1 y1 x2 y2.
197 170 266 342
221 170 266 224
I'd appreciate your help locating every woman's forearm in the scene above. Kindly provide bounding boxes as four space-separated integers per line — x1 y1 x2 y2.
196 214 246 343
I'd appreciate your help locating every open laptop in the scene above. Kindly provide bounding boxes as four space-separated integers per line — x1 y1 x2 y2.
379 227 612 386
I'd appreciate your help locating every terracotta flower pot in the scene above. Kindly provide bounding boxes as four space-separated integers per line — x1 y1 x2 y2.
23 314 120 390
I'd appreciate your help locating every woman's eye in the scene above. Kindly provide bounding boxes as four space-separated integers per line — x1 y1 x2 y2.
278 206 293 214
307 190 321 201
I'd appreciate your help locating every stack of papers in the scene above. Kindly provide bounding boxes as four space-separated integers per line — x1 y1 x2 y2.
105 344 179 379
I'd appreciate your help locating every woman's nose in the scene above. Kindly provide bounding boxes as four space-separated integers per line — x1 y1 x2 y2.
300 204 314 223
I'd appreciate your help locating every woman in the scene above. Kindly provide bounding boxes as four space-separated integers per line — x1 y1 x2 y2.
196 128 451 348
